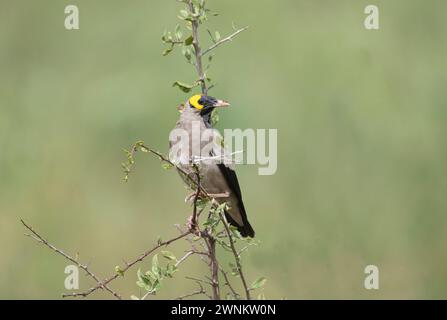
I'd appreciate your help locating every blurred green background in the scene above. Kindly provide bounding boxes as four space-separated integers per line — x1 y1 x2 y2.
1 0 446 299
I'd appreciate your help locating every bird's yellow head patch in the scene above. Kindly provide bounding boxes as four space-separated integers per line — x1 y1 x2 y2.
188 94 229 111
189 94 204 110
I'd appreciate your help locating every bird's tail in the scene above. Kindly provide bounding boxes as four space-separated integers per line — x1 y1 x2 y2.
239 219 255 238
224 201 255 238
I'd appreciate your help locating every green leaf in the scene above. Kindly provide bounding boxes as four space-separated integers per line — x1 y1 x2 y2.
161 29 168 42
229 225 239 232
250 277 267 289
184 35 194 46
175 24 182 40
215 31 221 41
229 263 239 276
166 31 173 42
164 264 178 278
182 46 192 63
172 81 198 93
152 278 161 292
179 9 189 18
215 202 227 214
145 270 157 282
169 264 178 274
161 162 174 170
137 269 152 291
198 12 207 24
162 46 174 56
152 254 160 277
137 268 144 281
196 197 209 211
161 251 177 261
115 266 124 277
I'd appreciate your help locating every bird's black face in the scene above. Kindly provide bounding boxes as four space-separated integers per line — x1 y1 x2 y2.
189 94 230 111
198 96 218 108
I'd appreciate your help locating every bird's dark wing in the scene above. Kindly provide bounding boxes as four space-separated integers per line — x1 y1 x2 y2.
217 163 242 200
216 162 255 237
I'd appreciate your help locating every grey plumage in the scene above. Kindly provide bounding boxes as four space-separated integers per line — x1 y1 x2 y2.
169 97 255 237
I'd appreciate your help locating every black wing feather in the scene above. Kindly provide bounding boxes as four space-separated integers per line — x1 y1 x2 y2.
217 163 255 237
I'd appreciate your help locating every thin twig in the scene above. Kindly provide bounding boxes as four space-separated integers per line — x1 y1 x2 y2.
177 225 210 265
188 0 207 95
20 219 122 300
218 212 251 300
185 276 212 286
220 267 240 299
23 0 252 301
175 281 210 300
191 164 201 230
131 142 210 197
201 26 249 57
204 235 220 299
206 29 217 44
175 251 195 267
190 250 209 256
62 230 190 298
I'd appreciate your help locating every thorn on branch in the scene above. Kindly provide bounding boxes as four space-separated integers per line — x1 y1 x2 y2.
20 219 122 300
201 26 249 57
218 212 251 300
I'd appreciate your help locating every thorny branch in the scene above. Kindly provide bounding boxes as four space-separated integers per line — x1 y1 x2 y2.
219 211 251 300
22 0 256 301
190 164 202 231
126 142 210 197
23 141 253 300
62 230 190 298
188 0 207 95
220 267 240 299
20 219 121 300
203 235 220 299
201 26 249 57
175 281 210 300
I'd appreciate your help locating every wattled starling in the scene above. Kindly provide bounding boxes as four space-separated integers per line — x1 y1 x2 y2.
169 94 255 237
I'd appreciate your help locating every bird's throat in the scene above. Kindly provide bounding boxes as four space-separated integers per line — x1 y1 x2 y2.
200 107 214 128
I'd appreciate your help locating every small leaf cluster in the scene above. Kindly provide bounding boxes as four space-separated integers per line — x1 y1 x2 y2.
122 141 174 182
200 201 267 299
162 0 220 93
161 25 193 59
135 252 178 297
177 0 218 24
122 141 148 181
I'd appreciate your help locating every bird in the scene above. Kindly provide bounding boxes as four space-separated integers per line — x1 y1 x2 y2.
169 94 255 237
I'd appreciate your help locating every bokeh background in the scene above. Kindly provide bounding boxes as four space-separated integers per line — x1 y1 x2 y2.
1 0 446 299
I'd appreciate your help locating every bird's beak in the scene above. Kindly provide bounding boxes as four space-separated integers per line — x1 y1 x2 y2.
213 99 230 108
